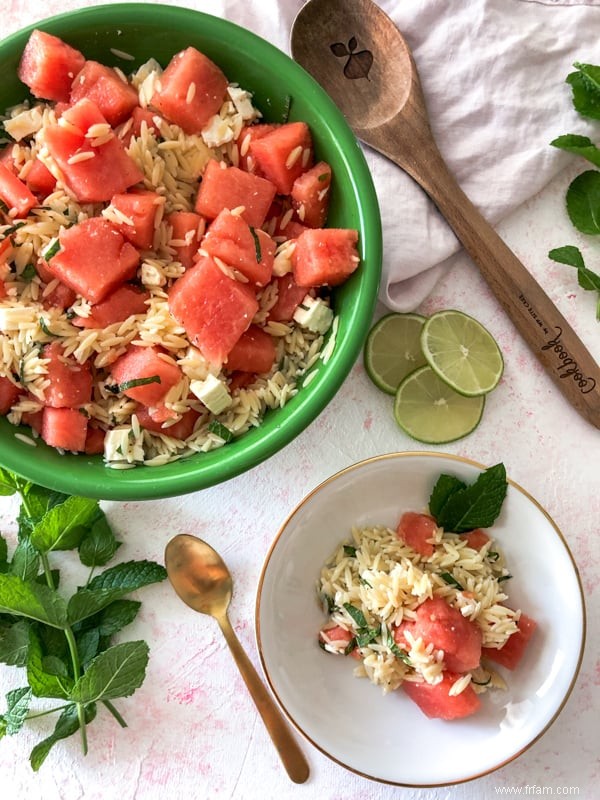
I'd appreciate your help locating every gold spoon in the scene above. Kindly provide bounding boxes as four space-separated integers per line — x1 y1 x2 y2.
164 534 309 784
291 0 600 429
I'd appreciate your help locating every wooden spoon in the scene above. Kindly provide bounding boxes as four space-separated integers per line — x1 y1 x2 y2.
291 0 600 429
164 534 309 784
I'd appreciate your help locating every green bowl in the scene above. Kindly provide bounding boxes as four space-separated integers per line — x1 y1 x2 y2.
0 3 382 500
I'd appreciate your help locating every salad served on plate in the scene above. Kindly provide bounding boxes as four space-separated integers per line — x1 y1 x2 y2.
317 463 537 720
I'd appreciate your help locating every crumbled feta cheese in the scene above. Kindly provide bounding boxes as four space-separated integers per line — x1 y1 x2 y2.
104 425 144 464
190 374 232 414
293 295 334 334
201 114 236 148
227 85 259 121
3 105 46 141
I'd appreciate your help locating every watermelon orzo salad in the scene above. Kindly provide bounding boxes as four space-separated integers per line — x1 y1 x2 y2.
318 511 537 720
0 30 360 468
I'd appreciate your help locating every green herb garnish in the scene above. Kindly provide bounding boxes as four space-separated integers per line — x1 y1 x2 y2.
342 603 380 647
107 375 161 394
385 629 412 666
497 574 512 583
249 226 262 263
317 172 329 182
207 420 233 443
487 550 500 562
39 317 55 337
20 264 37 283
1 222 25 239
428 463 508 533
343 545 357 557
549 245 600 320
0 468 166 770
42 238 61 261
440 572 464 591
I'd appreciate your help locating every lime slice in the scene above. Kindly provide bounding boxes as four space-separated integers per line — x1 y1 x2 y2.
420 310 504 397
364 313 428 395
394 365 485 443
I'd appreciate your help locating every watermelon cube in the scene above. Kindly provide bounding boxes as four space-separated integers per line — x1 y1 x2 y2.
70 60 139 127
482 613 537 670
84 426 106 455
397 511 437 557
110 345 183 406
0 162 37 218
117 106 161 145
45 217 140 304
41 281 77 312
168 254 259 365
236 123 277 173
403 672 481 720
292 228 360 288
225 326 276 374
413 598 482 674
43 99 144 203
166 210 204 268
109 190 162 250
73 284 149 329
195 159 276 228
135 404 199 439
42 342 93 409
24 158 56 197
268 275 311 322
151 47 228 134
291 161 332 228
41 406 88 452
202 209 275 286
0 376 20 414
250 122 313 195
17 30 85 103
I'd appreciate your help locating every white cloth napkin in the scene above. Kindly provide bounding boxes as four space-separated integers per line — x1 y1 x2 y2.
10 0 600 310
213 0 600 311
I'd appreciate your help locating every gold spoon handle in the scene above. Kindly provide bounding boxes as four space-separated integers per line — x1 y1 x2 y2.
216 613 309 784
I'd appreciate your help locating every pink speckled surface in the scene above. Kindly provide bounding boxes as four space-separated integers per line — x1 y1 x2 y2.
1 1 599 799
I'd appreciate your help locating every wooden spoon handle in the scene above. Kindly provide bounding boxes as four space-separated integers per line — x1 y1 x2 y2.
386 128 600 428
217 613 309 783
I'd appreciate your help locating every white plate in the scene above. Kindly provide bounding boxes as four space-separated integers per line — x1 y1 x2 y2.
255 452 585 786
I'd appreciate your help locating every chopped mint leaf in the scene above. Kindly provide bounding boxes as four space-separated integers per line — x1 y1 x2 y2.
440 572 464 591
567 63 600 120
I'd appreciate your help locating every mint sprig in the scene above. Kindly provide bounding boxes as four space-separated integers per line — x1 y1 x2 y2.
0 467 166 770
428 463 508 533
550 62 600 321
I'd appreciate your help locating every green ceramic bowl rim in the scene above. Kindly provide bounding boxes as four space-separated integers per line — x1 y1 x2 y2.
0 3 382 500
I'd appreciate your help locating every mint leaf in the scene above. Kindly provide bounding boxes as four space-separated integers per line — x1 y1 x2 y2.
343 602 368 629
566 170 600 235
67 587 131 626
30 495 99 553
87 559 167 593
17 485 70 538
567 65 600 120
3 687 32 735
97 600 141 636
429 463 508 533
0 574 68 629
78 512 120 567
76 629 100 668
0 619 30 666
0 467 19 497
548 245 586 270
550 134 600 168
69 641 149 703
428 474 466 519
27 628 73 699
10 539 40 581
0 535 8 572
29 703 97 772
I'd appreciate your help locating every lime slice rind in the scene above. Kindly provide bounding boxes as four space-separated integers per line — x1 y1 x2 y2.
393 365 485 444
420 310 504 397
364 312 428 395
